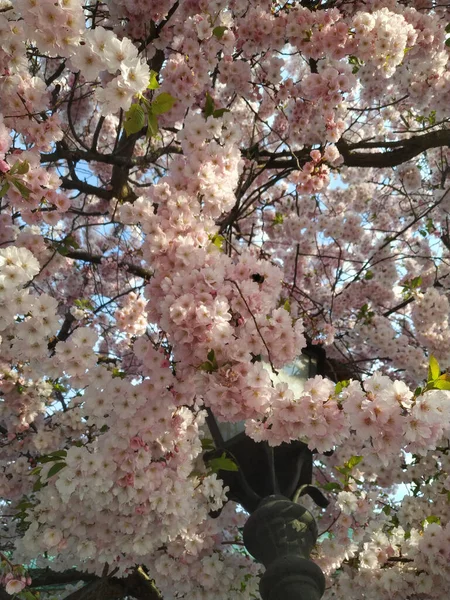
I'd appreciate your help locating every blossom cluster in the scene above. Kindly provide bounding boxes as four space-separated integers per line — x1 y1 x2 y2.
1 1 450 599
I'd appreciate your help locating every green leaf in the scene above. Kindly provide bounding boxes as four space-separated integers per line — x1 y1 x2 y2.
32 478 47 492
28 467 42 476
382 505 391 515
112 368 126 379
147 111 158 138
335 380 350 394
22 592 40 600
213 108 229 118
53 381 66 393
152 92 176 115
321 482 342 492
283 299 291 313
423 515 441 526
66 236 79 250
201 438 215 451
47 462 66 478
74 298 94 310
57 235 80 256
390 514 400 527
16 499 34 511
189 469 204 479
210 234 225 250
273 212 284 225
38 450 67 463
426 218 435 234
147 70 160 90
356 303 374 322
49 449 67 458
208 453 238 473
0 181 10 199
345 455 363 470
432 378 450 391
198 361 216 373
124 103 146 136
428 355 440 382
15 160 30 175
446 38 450 47
364 270 374 280
212 26 228 40
11 178 31 200
204 92 215 118
199 350 218 373
445 24 450 33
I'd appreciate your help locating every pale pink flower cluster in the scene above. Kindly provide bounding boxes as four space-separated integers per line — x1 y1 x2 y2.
114 292 148 337
13 337 260 599
398 164 423 192
0 247 64 436
247 375 348 451
353 9 418 77
23 114 64 152
356 315 428 380
78 28 150 113
15 0 85 57
0 148 69 217
1 1 450 599
0 15 27 75
290 148 343 195
245 372 450 465
0 570 29 596
108 0 176 37
412 288 450 369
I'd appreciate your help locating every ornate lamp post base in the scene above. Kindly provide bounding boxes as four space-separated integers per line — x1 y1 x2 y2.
243 496 325 600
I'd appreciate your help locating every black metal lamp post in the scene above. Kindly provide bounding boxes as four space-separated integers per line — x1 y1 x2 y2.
205 347 328 600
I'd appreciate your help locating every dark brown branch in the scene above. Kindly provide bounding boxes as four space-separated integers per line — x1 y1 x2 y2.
91 116 105 152
28 568 97 588
57 579 125 600
63 249 152 280
382 297 414 318
60 176 113 200
59 570 162 600
339 129 450 168
42 119 450 208
41 144 180 168
48 311 76 351
45 60 66 87
42 140 180 202
247 129 450 170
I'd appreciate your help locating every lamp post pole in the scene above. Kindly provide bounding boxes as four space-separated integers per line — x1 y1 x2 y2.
243 496 325 600
205 347 329 600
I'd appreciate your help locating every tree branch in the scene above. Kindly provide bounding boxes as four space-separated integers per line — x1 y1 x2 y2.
53 569 162 600
63 249 152 280
247 129 450 170
28 568 96 588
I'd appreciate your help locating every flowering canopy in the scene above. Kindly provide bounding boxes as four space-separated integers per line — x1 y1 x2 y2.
1 0 450 599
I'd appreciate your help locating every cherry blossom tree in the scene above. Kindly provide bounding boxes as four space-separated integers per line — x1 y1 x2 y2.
2 0 450 599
